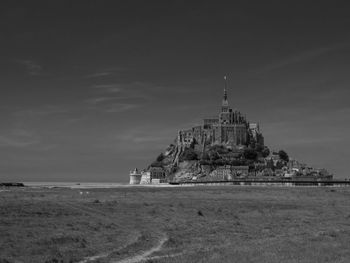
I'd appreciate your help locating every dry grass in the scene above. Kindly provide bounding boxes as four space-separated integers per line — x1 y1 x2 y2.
0 186 350 262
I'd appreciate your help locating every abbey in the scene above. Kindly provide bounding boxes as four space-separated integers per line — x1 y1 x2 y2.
130 79 333 184
177 81 264 149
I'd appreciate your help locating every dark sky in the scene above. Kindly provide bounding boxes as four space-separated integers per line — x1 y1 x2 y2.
1 1 350 182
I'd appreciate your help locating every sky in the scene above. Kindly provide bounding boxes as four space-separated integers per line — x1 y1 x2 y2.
1 1 350 182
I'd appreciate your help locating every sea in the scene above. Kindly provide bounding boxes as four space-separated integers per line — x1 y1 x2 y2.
22 182 177 189
23 182 130 189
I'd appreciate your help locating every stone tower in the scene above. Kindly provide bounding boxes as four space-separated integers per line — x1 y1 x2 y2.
221 76 229 113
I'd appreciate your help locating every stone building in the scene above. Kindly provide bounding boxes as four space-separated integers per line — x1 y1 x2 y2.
177 80 264 149
140 171 151 184
129 168 142 184
150 167 166 180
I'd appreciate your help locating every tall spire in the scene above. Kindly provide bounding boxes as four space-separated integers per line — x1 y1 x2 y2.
222 76 229 107
221 76 229 112
223 76 228 101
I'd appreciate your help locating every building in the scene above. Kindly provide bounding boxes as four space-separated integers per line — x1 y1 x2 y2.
150 167 166 182
140 171 151 184
231 166 249 177
134 167 166 184
129 168 142 184
177 78 264 149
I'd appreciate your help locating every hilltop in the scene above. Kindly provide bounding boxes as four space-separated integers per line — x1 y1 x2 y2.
134 81 331 184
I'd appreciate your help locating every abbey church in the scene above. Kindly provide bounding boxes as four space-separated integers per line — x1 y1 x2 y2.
177 80 264 149
130 78 332 184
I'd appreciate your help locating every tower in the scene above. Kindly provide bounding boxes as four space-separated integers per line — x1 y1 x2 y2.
129 168 141 184
221 76 229 113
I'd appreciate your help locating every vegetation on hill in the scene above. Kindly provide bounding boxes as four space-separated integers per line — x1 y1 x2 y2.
179 148 199 161
146 132 330 181
278 150 289 162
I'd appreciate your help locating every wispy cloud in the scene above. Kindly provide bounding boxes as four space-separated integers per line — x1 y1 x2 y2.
13 105 69 117
105 103 140 113
92 84 122 93
15 59 43 75
95 125 178 153
85 95 141 113
257 43 349 73
85 72 112 78
83 67 126 79
85 96 121 105
0 129 40 148
85 81 156 113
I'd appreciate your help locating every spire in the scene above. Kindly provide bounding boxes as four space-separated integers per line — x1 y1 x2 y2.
222 76 229 107
223 76 228 101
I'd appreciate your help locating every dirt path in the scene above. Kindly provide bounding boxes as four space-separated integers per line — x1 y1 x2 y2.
112 233 168 263
77 232 141 263
61 202 141 263
62 202 172 263
145 252 184 261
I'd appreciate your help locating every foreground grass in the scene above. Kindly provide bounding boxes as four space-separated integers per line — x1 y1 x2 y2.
0 186 350 262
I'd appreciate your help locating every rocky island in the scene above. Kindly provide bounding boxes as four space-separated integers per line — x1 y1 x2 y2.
130 79 332 185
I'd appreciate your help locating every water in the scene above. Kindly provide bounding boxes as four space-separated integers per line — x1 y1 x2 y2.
23 182 129 189
22 182 177 188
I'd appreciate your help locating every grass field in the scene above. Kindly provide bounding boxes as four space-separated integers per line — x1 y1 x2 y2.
0 185 350 263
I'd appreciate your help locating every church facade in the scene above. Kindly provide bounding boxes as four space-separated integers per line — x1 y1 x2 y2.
177 83 264 149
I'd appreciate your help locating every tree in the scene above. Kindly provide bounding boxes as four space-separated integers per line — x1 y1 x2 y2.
262 147 270 158
278 150 289 162
180 147 198 161
156 153 165 162
150 161 163 167
199 159 210 165
209 145 229 155
208 150 220 161
230 159 245 166
255 144 264 153
214 159 226 166
202 152 210 159
243 148 258 160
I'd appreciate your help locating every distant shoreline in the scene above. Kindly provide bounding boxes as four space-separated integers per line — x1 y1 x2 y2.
21 182 179 189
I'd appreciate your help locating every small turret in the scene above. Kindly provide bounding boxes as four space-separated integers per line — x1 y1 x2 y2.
129 168 141 184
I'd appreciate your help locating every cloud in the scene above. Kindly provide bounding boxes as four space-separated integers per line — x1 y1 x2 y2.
13 105 69 117
0 132 39 148
84 72 112 78
15 59 43 75
257 43 349 73
85 81 157 113
105 103 139 113
85 96 121 105
94 125 177 154
83 67 126 79
92 84 122 93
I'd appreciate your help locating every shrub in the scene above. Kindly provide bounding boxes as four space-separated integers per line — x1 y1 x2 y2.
199 159 210 165
278 150 289 162
208 151 220 161
230 159 246 166
170 166 178 174
214 159 226 166
180 147 198 161
262 147 270 157
209 145 229 155
243 148 258 160
255 144 264 152
201 152 210 160
151 161 163 167
156 153 165 162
